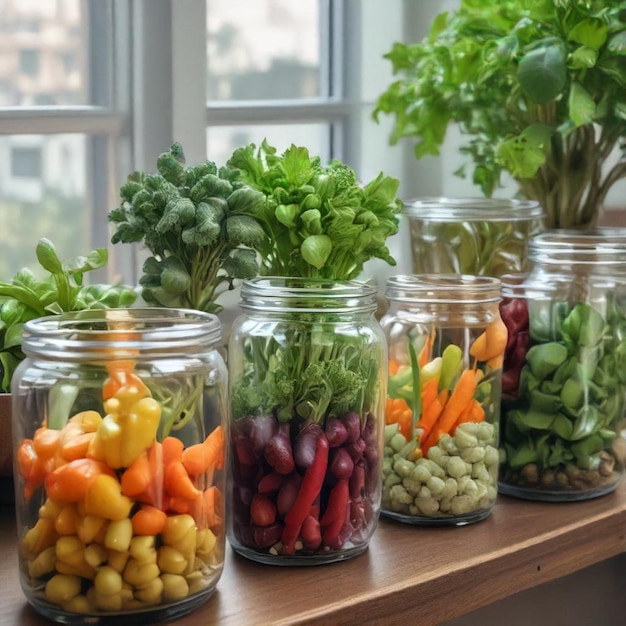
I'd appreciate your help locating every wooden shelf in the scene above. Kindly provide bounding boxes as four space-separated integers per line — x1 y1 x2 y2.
2 480 626 625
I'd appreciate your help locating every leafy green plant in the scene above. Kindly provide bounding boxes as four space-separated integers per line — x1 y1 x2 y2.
374 0 626 228
0 239 137 393
227 140 403 279
109 143 266 313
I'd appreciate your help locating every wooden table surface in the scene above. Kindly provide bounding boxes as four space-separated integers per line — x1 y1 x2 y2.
2 481 626 625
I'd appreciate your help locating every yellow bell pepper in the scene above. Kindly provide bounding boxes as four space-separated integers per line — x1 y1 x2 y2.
88 381 161 469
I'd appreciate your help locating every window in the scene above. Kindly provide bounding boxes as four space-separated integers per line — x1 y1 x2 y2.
19 50 40 77
10 145 42 178
0 0 130 280
0 1 448 290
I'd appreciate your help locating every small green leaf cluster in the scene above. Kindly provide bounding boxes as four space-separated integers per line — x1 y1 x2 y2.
109 143 266 313
227 140 403 280
374 0 626 228
0 239 137 393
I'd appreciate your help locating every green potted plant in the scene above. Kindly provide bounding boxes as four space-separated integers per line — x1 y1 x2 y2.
374 0 626 229
0 239 137 480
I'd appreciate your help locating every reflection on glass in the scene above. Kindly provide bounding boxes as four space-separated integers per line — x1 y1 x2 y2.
0 134 90 277
0 0 93 106
207 123 329 166
206 0 321 101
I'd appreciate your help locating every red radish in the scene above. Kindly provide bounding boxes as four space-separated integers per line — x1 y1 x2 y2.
325 417 348 447
265 423 295 474
329 448 354 480
250 494 277 527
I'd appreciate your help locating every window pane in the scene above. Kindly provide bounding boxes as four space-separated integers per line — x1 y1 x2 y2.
0 134 91 277
0 0 112 106
206 0 322 101
207 123 329 165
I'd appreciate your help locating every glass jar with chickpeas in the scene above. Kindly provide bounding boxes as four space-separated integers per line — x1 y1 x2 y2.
380 275 504 525
11 309 227 623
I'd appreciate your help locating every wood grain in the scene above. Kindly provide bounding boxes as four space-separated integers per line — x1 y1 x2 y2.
1 481 626 625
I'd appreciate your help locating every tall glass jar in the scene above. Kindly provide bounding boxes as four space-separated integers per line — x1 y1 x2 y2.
379 275 504 525
11 309 227 624
227 277 386 565
405 197 542 277
499 231 626 501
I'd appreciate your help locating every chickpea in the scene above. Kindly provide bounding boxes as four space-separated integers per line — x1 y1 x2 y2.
94 565 123 596
130 535 157 564
45 574 81 605
157 545 188 575
27 546 56 578
123 558 160 588
161 573 190 602
104 518 133 552
134 576 164 605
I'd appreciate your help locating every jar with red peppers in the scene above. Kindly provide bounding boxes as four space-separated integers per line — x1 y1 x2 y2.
379 275 504 525
499 231 626 501
12 309 227 623
227 277 386 565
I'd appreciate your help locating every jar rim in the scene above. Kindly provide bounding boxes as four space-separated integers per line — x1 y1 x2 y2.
21 308 222 360
529 229 626 264
385 274 502 304
239 276 378 313
404 197 542 222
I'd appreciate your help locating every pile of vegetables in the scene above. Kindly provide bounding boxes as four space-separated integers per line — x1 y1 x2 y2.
14 356 225 614
225 142 402 560
0 238 136 393
500 297 626 496
381 315 506 523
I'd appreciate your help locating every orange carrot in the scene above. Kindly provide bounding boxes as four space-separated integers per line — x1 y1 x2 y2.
190 485 223 530
470 317 508 362
419 326 436 368
131 505 167 536
59 431 95 463
181 426 225 476
164 460 201 501
421 368 477 454
33 427 61 462
385 397 413 439
162 436 184 466
388 359 401 376
417 378 443 441
45 458 114 504
121 451 152 497
16 438 48 500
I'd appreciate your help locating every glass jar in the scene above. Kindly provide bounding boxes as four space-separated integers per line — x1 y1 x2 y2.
227 277 386 565
11 308 227 624
499 231 626 501
405 197 543 277
379 275 504 525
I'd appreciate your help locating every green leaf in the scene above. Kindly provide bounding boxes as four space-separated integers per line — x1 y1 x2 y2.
35 239 63 273
608 31 626 55
227 187 266 216
282 145 314 187
160 257 191 295
568 82 596 127
517 39 567 104
568 46 597 69
567 18 608 51
225 215 268 248
301 235 332 270
496 124 551 178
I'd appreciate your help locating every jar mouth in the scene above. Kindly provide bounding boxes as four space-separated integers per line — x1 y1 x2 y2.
385 274 502 304
404 197 542 222
21 308 222 359
239 276 378 313
530 229 626 265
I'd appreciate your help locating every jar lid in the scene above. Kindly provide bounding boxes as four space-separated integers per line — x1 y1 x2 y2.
385 274 502 304
404 197 542 222
239 276 378 313
21 308 222 361
529 229 626 265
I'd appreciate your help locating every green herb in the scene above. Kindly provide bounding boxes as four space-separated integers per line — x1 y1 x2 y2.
230 309 382 426
374 1 626 228
109 143 266 313
0 239 137 393
227 140 403 279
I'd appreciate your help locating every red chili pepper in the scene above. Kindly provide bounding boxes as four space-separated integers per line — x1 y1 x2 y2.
281 433 329 554
320 479 349 527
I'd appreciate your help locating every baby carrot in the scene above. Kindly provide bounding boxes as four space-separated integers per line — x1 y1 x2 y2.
164 460 201 501
422 368 477 453
131 505 167 536
181 426 225 476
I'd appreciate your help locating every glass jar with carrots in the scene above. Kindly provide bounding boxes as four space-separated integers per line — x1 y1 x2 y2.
11 308 227 623
499 231 626 501
380 275 505 525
